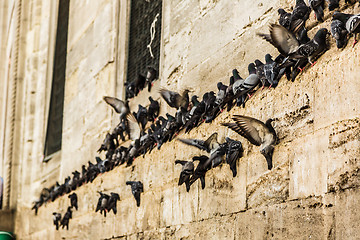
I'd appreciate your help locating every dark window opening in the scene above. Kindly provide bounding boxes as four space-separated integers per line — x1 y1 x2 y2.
44 0 70 160
126 0 162 97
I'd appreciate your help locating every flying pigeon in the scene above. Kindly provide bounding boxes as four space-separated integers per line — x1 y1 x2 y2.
103 96 130 123
189 155 211 189
258 24 329 66
159 88 190 110
68 193 78 211
222 115 277 170
106 192 120 214
175 160 195 192
96 192 110 217
126 181 144 207
53 212 62 230
60 207 72 230
225 137 244 177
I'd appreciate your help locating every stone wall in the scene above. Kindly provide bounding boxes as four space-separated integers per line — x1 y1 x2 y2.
3 0 360 239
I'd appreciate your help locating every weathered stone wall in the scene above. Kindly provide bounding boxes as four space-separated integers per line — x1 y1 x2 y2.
2 0 360 239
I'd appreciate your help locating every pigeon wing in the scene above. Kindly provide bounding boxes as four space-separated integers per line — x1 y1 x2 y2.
103 96 125 114
160 88 180 108
127 114 142 141
177 138 208 152
269 24 300 56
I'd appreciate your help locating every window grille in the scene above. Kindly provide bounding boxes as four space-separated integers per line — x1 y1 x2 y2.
44 0 70 159
126 0 162 89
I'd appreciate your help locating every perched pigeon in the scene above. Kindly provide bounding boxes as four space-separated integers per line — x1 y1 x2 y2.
333 11 360 46
234 63 260 100
147 97 160 122
68 193 78 211
60 207 72 230
98 132 116 153
327 0 339 11
53 212 62 230
331 19 349 48
225 137 244 177
134 74 146 95
309 0 324 22
175 160 195 192
291 0 311 33
222 115 277 170
135 104 148 129
278 8 292 30
160 88 190 110
96 192 110 217
103 96 130 122
106 192 120 214
126 181 144 207
145 66 157 92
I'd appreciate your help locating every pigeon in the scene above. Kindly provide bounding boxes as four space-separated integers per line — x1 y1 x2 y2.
160 88 190 110
147 97 160 122
145 66 157 92
60 207 72 230
278 8 292 30
96 192 110 217
331 19 349 48
106 192 120 214
291 0 311 33
178 133 225 168
135 104 148 129
333 11 360 46
175 160 195 192
53 212 62 230
134 74 146 95
68 193 78 211
178 133 216 153
225 137 244 177
125 81 136 99
222 115 277 170
309 0 324 22
126 181 144 207
70 171 80 190
215 82 228 106
234 63 260 101
97 133 116 153
189 155 211 189
327 0 339 11
258 24 329 66
32 198 43 215
103 96 130 122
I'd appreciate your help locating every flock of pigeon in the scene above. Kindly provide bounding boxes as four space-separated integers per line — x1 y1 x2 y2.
31 0 360 231
125 66 158 99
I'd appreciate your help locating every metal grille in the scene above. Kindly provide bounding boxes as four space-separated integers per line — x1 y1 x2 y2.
126 0 162 87
44 0 70 158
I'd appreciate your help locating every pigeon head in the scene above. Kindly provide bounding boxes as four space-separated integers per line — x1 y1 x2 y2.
260 145 274 170
314 28 329 43
110 192 120 201
248 63 256 74
278 8 286 15
254 60 263 67
265 54 273 64
217 82 223 90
